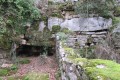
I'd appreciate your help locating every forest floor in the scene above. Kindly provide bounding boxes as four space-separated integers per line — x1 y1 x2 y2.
2 55 58 80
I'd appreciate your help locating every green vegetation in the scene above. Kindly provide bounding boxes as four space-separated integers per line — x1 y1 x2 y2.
0 65 18 76
112 17 120 26
7 76 25 80
64 48 80 59
114 6 120 16
65 48 120 80
63 44 120 80
19 58 30 64
48 1 54 5
50 12 63 18
85 59 120 80
67 54 120 80
41 16 48 22
56 32 68 41
61 28 72 34
52 25 61 33
10 64 18 71
75 0 116 18
24 72 49 80
59 2 74 11
0 0 40 49
0 68 9 76
55 69 61 80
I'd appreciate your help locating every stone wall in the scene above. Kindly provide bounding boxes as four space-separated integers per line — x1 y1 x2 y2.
56 39 89 80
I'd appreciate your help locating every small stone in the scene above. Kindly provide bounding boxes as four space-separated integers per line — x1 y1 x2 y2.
96 64 105 69
1 63 13 68
78 62 84 66
97 76 103 80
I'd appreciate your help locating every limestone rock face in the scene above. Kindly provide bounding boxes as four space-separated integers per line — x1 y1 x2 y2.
47 17 112 31
39 21 46 31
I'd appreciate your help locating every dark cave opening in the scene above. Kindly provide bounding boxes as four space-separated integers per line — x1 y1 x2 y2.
16 45 55 57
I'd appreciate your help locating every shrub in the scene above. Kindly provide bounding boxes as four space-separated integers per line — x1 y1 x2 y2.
52 25 61 33
10 65 18 71
75 0 115 18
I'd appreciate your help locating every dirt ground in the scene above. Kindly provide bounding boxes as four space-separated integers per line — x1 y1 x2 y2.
3 55 58 80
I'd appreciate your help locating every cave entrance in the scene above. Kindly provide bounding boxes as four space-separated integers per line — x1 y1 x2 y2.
16 45 55 57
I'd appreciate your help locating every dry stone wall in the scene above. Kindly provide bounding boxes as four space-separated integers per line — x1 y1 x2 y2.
56 40 89 80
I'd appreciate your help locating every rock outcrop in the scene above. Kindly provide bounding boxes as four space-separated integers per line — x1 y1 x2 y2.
39 17 112 31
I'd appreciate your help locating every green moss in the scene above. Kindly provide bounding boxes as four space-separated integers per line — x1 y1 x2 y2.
19 59 30 64
52 25 61 33
41 16 47 22
64 48 80 60
63 45 120 80
67 58 88 67
85 59 120 80
65 51 120 80
64 48 74 55
24 72 49 80
0 68 9 76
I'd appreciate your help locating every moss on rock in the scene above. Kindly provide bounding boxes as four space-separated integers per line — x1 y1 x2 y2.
64 46 120 80
85 59 120 80
68 57 120 80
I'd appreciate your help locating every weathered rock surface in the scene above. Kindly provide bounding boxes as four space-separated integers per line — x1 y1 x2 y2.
46 17 112 31
56 41 89 80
